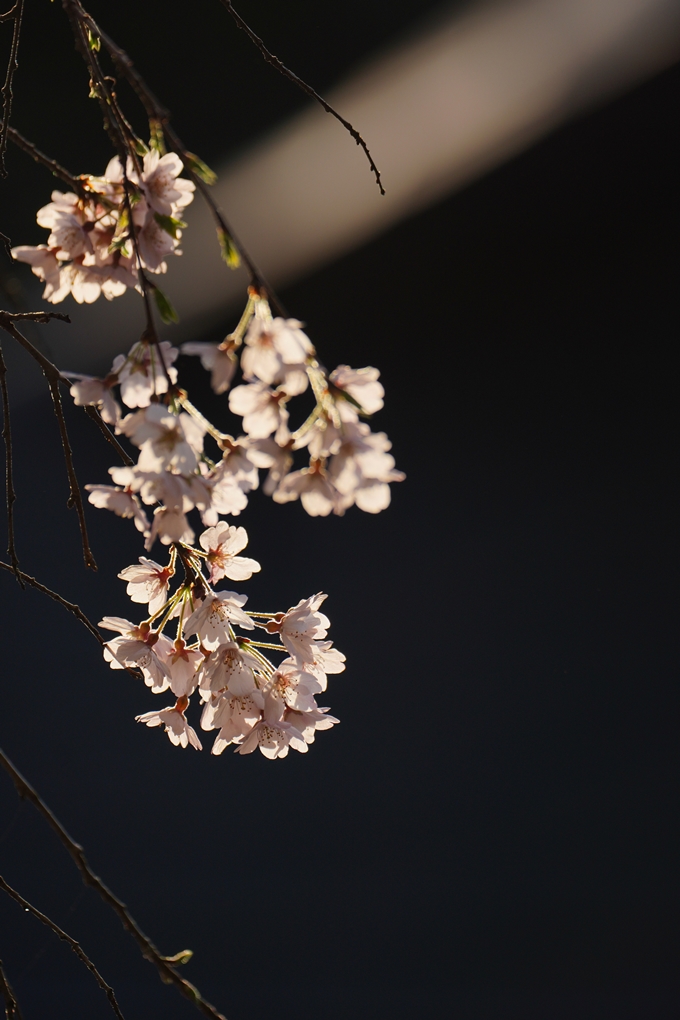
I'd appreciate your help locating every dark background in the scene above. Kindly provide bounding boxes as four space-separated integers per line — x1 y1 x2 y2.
0 2 678 1018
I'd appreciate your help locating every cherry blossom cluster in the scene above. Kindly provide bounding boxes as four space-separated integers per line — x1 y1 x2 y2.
10 150 194 304
101 534 342 758
182 292 405 516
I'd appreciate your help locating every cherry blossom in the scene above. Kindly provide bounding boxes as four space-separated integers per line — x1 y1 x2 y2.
329 364 384 414
118 557 172 615
146 506 195 550
198 523 261 583
273 463 340 517
110 341 179 409
133 150 195 217
181 341 238 395
136 699 202 749
236 718 308 759
85 481 150 535
183 591 254 649
241 313 313 387
199 640 260 696
99 616 171 691
201 691 264 754
265 593 330 664
63 372 120 425
228 381 290 440
284 706 340 745
281 640 345 692
158 640 203 698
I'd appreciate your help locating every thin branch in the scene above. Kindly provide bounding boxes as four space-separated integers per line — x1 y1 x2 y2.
217 0 384 194
0 750 229 1020
6 127 86 196
70 0 286 309
82 405 134 466
0 315 97 570
0 559 104 643
0 958 22 1020
47 374 97 571
0 342 21 584
0 876 126 1020
0 0 23 177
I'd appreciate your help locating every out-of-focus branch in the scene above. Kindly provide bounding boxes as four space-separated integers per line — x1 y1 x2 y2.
0 957 22 1020
82 405 134 466
0 312 97 570
216 0 384 194
0 749 229 1020
0 0 24 177
0 342 21 584
0 876 126 1020
6 126 87 196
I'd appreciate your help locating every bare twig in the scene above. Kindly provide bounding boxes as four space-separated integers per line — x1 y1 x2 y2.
0 230 12 262
0 0 23 177
217 0 384 194
0 558 144 684
0 559 104 643
0 314 97 570
82 405 134 466
0 958 22 1020
0 342 22 584
6 127 87 196
0 876 126 1020
0 750 229 1020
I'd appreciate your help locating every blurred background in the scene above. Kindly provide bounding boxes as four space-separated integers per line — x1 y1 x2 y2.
0 1 678 1017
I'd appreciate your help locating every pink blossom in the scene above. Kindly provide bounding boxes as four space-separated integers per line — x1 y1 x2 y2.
329 365 384 414
180 341 238 395
198 522 261 583
265 593 330 664
184 591 254 649
118 557 172 615
136 698 202 749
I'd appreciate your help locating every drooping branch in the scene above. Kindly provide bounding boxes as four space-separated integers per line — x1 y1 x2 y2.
0 958 23 1020
6 126 87 197
82 405 134 466
0 750 229 1020
0 313 97 570
0 0 24 177
0 559 104 643
217 0 385 194
0 341 21 584
66 0 291 311
0 876 126 1020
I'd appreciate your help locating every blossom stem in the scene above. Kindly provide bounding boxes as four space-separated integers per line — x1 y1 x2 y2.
247 639 286 651
0 875 126 1020
179 395 228 443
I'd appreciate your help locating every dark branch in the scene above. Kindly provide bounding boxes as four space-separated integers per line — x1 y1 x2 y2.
217 0 385 194
0 342 22 584
0 958 22 1020
0 876 126 1020
83 405 134 466
0 559 104 643
0 750 229 1020
0 314 97 570
6 127 86 196
0 0 23 177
